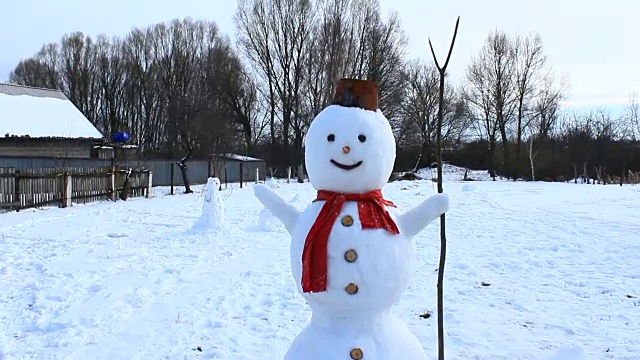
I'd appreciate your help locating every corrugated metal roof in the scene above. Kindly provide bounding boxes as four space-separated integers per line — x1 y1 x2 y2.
0 83 68 100
0 82 104 139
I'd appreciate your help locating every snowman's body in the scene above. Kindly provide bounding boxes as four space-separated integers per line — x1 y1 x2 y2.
254 85 449 360
289 202 414 315
284 202 427 360
284 310 426 360
193 177 223 230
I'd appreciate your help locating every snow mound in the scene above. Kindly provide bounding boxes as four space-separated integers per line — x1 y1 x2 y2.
255 182 308 232
415 163 495 182
547 345 588 360
266 177 281 189
258 208 280 231
462 184 476 192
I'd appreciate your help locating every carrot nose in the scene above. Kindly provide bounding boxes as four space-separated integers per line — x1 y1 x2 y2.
342 146 350 154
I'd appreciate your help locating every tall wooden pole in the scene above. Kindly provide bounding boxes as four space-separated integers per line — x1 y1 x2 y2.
428 16 460 360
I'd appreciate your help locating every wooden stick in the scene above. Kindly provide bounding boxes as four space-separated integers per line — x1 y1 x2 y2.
427 16 460 360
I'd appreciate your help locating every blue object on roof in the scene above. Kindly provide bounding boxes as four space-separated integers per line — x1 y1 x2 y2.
111 132 130 143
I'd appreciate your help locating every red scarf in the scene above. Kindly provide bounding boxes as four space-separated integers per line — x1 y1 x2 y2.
301 189 399 293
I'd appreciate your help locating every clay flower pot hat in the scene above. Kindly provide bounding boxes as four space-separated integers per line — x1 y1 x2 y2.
331 78 379 112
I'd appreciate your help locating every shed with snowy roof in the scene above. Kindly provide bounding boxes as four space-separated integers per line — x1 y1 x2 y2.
210 153 266 183
0 83 106 159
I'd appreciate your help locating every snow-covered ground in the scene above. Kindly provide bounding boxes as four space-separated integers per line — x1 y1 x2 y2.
1 173 639 359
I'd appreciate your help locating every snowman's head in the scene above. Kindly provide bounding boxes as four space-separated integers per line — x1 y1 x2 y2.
304 79 395 194
208 177 220 189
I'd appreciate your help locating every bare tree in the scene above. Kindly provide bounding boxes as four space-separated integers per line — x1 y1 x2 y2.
402 61 440 168
488 31 517 178
236 0 408 170
59 32 99 122
524 72 565 180
95 35 126 136
465 30 520 178
402 60 466 169
122 27 165 153
624 91 640 140
512 32 547 177
209 44 264 155
463 55 499 179
10 43 63 89
342 1 408 134
235 0 316 168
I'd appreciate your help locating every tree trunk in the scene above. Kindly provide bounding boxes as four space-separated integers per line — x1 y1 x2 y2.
499 125 509 179
516 101 524 179
528 136 535 181
178 134 193 194
488 137 497 180
550 141 557 181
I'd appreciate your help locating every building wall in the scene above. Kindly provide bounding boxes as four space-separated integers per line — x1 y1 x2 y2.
0 141 92 158
0 156 267 186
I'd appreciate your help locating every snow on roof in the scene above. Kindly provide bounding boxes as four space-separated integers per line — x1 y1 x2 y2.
0 85 103 139
214 153 263 162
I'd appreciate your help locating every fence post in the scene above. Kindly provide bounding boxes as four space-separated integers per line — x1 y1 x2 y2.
255 167 259 184
224 167 228 189
110 166 116 201
170 162 175 195
13 170 20 212
62 172 72 208
287 166 291 183
240 162 243 188
146 171 153 198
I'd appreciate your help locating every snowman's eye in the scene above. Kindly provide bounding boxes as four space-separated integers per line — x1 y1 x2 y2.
358 134 367 143
327 134 335 142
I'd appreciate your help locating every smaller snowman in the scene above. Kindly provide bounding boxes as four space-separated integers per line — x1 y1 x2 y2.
192 177 223 231
254 79 450 360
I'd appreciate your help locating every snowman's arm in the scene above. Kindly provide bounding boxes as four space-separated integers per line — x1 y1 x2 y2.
396 193 450 238
254 184 301 235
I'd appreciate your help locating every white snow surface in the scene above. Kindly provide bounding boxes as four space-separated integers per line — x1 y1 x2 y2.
1 176 639 359
0 93 103 138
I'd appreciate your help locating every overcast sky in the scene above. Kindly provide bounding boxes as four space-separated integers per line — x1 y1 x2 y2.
1 0 637 113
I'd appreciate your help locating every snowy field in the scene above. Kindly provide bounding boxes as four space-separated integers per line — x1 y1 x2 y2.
1 171 639 360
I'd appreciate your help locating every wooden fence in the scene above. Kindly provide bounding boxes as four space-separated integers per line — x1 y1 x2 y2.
0 166 152 212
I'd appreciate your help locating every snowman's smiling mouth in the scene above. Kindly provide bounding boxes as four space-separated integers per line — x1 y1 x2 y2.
330 159 363 170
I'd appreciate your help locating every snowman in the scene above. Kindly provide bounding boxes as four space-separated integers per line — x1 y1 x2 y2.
192 177 223 231
253 79 450 360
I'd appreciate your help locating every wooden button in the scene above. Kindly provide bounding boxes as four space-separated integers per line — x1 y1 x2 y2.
341 215 354 227
344 249 358 263
345 283 358 294
350 348 364 359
